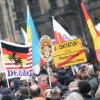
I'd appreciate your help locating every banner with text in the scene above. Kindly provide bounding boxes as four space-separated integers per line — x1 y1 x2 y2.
54 39 87 68
0 41 33 78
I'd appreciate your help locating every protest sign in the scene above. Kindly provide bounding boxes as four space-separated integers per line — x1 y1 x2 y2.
39 35 53 62
0 41 33 79
39 35 53 87
54 39 87 68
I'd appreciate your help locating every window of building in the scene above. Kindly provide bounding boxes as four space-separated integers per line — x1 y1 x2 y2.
64 0 69 5
49 0 57 8
84 0 89 3
94 17 99 25
29 0 41 16
16 12 24 19
15 20 20 30
68 0 75 4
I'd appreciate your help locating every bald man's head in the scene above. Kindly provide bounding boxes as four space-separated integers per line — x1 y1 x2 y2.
30 85 41 97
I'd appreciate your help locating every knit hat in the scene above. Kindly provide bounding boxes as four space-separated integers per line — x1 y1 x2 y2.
64 74 73 86
78 80 91 94
51 73 58 78
68 81 79 91
45 87 61 99
13 79 20 90
88 65 95 76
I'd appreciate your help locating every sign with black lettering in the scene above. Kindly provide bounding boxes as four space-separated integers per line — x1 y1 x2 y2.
54 39 87 68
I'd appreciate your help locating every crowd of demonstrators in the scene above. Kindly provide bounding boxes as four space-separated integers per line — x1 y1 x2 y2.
0 63 100 100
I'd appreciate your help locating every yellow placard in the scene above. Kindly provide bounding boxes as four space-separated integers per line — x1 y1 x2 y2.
54 39 87 68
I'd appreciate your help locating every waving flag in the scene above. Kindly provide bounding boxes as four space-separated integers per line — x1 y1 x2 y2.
27 6 40 65
81 1 100 62
52 18 86 68
0 41 33 78
52 18 73 43
95 23 100 33
21 27 33 70
21 27 45 66
21 27 27 45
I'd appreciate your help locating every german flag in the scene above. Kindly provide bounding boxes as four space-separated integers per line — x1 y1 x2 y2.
81 1 100 62
1 41 32 69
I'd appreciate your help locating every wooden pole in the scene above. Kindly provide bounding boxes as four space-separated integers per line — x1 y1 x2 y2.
47 62 51 87
0 41 10 88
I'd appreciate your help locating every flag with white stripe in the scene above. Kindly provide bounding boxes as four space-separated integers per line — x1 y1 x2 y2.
0 41 33 78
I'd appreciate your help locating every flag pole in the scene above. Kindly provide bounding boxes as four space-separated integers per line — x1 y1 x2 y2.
26 77 31 96
0 41 10 88
47 61 51 87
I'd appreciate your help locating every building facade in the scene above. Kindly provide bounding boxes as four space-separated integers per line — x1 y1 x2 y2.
0 0 28 43
13 0 28 44
0 0 15 41
0 0 100 43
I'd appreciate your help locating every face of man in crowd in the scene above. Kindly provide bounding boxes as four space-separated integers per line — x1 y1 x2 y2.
9 81 14 88
38 76 48 90
50 76 58 85
79 66 88 79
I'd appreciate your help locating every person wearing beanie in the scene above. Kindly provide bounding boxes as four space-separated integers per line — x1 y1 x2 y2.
79 65 90 81
50 73 63 89
45 87 61 100
12 79 21 95
64 92 84 100
78 80 95 100
61 74 74 96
